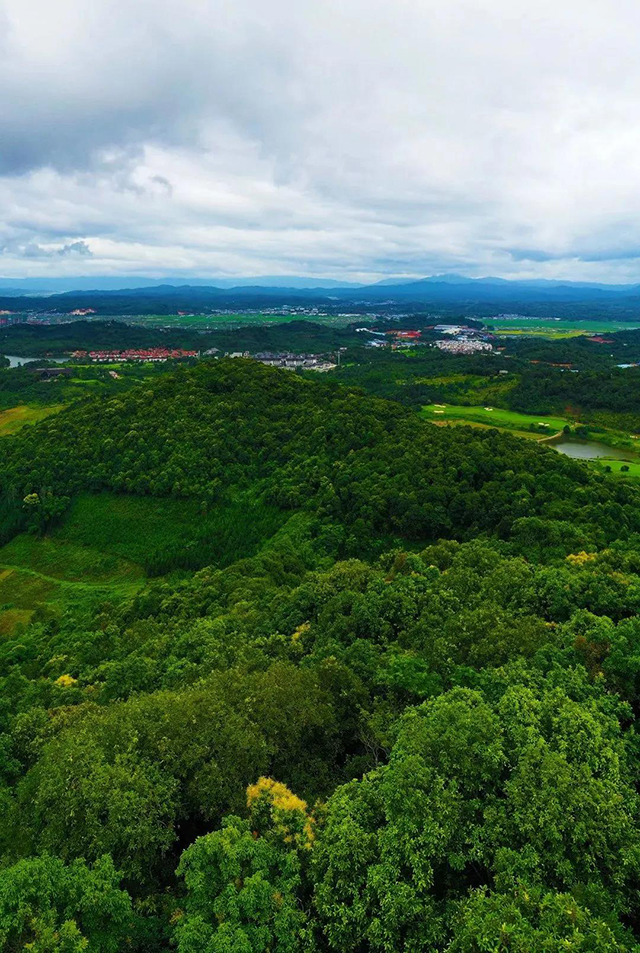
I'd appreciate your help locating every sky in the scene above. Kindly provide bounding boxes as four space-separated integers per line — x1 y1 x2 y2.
2 0 640 283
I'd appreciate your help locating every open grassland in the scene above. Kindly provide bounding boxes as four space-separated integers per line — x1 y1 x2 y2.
0 403 65 436
0 563 141 638
421 403 574 434
0 534 145 584
0 531 146 637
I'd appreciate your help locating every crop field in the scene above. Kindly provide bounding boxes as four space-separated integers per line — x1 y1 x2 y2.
0 403 65 436
421 403 574 434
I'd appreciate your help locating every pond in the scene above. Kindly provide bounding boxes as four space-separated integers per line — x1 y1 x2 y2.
4 355 68 368
552 436 639 461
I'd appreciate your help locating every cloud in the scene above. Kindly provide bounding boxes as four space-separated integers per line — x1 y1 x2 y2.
2 0 640 281
58 241 92 257
1 238 92 259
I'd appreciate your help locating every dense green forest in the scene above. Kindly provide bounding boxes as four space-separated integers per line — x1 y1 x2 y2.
1 359 640 950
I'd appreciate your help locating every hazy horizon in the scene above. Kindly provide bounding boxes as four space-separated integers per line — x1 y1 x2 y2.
4 272 640 291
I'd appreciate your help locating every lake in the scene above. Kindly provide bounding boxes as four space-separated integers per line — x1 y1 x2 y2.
552 436 639 461
5 355 68 368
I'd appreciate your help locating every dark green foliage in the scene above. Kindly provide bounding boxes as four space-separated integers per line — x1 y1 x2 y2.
1 360 638 555
0 360 639 950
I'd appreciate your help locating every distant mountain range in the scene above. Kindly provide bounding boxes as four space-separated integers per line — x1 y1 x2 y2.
3 273 640 305
0 275 366 295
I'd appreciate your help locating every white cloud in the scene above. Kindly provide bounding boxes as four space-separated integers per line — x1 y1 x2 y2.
2 0 640 281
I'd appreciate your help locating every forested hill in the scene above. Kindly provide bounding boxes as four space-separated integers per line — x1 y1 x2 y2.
2 360 640 951
1 358 638 558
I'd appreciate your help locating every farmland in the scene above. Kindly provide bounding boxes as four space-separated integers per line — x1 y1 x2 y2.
117 310 366 330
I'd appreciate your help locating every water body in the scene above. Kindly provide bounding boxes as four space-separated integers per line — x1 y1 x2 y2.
552 436 638 461
5 355 67 368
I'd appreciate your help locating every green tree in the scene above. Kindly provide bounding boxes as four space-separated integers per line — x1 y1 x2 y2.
447 885 632 952
0 853 133 953
175 778 315 953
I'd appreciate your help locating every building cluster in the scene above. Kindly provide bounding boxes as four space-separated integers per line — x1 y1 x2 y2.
435 337 494 355
77 348 198 363
432 325 479 335
251 351 337 371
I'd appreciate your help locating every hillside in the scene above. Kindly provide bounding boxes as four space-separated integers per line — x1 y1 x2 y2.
0 360 639 951
1 359 637 555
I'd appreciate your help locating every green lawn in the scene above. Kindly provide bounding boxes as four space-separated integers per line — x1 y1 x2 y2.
591 459 640 479
421 403 574 434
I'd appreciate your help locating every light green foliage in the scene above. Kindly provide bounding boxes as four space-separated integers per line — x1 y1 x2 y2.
0 854 133 953
51 491 284 574
447 886 633 952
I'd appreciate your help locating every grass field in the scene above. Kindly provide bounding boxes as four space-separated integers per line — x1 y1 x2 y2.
421 403 574 434
0 555 143 638
487 318 639 338
0 404 65 436
591 459 640 478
